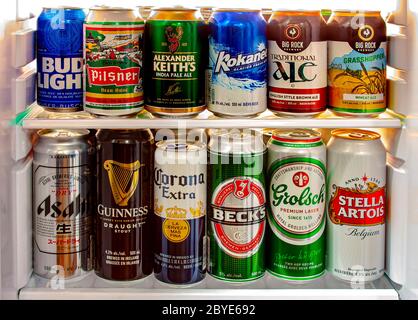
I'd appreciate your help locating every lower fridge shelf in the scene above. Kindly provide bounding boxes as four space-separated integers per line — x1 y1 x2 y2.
19 272 399 300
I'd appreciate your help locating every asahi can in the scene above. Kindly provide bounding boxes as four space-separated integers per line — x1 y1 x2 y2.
208 129 266 281
268 10 327 117
144 7 207 118
33 129 93 279
95 129 154 281
267 129 326 281
327 129 386 282
84 6 144 116
154 141 207 285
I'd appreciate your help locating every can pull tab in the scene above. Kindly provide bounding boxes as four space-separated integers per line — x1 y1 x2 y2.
167 143 188 151
349 132 368 139
290 131 311 138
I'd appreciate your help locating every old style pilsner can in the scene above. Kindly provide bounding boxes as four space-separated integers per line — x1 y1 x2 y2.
154 141 207 285
327 129 386 282
267 129 326 281
144 7 206 117
208 130 266 281
33 129 93 279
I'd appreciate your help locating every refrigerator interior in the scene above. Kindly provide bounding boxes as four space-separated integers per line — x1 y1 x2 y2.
1 0 417 300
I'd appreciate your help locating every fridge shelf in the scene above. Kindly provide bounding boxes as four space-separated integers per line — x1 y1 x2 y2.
16 103 404 130
19 273 399 300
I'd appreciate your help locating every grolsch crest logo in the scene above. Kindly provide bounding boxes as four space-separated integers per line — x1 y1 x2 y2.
233 179 251 200
165 26 184 53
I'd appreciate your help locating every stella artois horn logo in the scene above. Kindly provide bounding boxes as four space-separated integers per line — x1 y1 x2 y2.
165 26 183 54
233 179 251 200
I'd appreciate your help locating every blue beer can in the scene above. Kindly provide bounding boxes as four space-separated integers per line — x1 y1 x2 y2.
37 7 85 111
208 9 267 118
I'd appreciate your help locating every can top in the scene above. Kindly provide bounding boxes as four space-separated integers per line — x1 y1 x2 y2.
272 9 321 14
213 8 261 13
42 6 83 10
89 5 134 11
331 129 381 141
156 140 205 152
208 129 265 155
38 129 90 139
332 10 381 16
272 129 322 144
152 6 198 12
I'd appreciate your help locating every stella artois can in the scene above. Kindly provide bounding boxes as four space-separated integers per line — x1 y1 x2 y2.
208 129 266 282
267 129 326 281
327 129 386 282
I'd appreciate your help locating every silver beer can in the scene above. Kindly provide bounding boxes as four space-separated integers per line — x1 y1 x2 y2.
327 129 386 282
33 129 93 279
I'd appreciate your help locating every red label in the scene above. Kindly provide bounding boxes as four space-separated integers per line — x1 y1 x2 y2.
86 65 140 87
329 187 386 226
233 179 251 200
268 87 327 112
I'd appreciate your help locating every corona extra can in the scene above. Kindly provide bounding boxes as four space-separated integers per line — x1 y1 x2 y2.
327 129 386 282
208 129 266 281
267 129 326 281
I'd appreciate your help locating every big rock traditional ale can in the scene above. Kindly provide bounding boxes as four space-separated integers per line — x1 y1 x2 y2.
84 7 144 116
208 9 268 118
208 130 266 281
37 7 85 112
327 129 386 282
144 7 207 118
154 141 207 285
328 11 387 116
267 129 326 281
33 129 93 279
268 10 327 117
95 129 154 281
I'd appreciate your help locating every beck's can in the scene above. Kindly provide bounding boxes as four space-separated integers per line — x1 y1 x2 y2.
33 129 93 279
208 129 266 281
267 129 326 281
37 7 85 112
327 129 386 282
144 7 207 118
154 141 207 285
208 9 268 118
84 6 145 116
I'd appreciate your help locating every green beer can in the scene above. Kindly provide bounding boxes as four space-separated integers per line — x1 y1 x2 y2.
267 129 326 281
208 129 266 282
144 7 207 118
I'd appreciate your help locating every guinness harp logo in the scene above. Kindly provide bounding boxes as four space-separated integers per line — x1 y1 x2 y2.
104 160 143 206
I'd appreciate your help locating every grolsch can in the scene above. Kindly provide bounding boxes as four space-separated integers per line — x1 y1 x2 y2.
208 130 266 281
208 9 268 118
154 141 207 285
268 10 327 117
84 6 144 116
37 7 85 112
144 7 207 118
328 11 387 116
267 129 326 281
95 129 154 281
327 129 386 282
33 129 93 279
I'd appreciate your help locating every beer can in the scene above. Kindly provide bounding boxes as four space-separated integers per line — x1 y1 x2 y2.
33 129 93 279
267 129 326 281
144 7 207 118
95 129 154 281
328 11 387 116
327 129 386 282
268 10 327 117
208 129 266 281
84 6 144 116
208 9 268 118
37 7 85 112
154 141 207 285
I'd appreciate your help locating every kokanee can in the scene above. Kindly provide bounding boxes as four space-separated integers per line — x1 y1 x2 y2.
95 129 154 281
208 9 267 118
154 141 207 285
84 7 144 116
33 129 93 279
268 10 327 117
267 129 326 281
328 11 387 116
144 7 206 118
327 129 386 282
208 130 266 281
37 7 85 112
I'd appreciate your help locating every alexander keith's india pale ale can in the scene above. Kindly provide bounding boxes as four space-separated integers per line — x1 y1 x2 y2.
267 129 326 281
327 129 386 282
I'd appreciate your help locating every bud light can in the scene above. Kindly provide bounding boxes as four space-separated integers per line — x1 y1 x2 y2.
208 9 268 118
37 7 85 112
